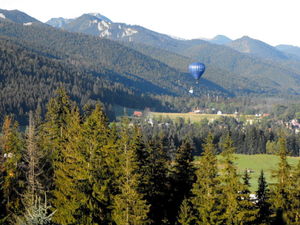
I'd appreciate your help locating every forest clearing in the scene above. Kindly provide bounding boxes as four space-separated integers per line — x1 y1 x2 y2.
150 112 259 124
203 154 300 192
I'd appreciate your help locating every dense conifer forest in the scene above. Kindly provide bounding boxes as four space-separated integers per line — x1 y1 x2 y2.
0 89 299 225
0 36 173 123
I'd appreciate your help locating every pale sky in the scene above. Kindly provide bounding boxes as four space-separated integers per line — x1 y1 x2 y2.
1 0 300 46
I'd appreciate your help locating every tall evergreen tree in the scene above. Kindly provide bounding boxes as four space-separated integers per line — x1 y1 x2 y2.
40 88 72 190
0 169 4 224
169 139 195 224
112 124 149 225
219 134 249 224
288 161 300 224
274 159 300 225
272 136 293 224
81 103 118 224
0 116 24 224
136 135 169 224
51 107 89 225
256 170 272 225
238 170 258 224
190 134 222 225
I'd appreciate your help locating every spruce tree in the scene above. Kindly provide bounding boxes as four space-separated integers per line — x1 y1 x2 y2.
51 107 89 225
0 116 24 223
81 103 118 224
190 134 222 224
169 139 195 224
0 174 4 224
38 88 78 223
178 198 195 225
39 88 72 190
281 160 300 224
256 170 272 225
272 136 293 224
289 161 300 223
238 170 258 224
136 135 169 224
219 134 245 224
112 124 149 225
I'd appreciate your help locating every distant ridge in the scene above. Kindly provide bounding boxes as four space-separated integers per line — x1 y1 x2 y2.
276 44 300 58
209 35 232 45
226 36 288 60
46 17 73 28
0 9 40 24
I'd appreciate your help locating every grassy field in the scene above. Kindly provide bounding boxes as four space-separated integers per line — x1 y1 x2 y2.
196 154 300 192
149 112 299 192
150 112 258 123
233 154 299 192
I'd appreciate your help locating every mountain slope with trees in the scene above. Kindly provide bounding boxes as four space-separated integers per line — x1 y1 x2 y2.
0 36 175 122
2 9 300 123
0 11 234 121
0 17 229 97
226 36 289 60
0 8 41 24
47 12 300 97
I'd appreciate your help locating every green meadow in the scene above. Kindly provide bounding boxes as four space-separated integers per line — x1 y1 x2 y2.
195 154 300 192
150 112 258 124
232 154 300 192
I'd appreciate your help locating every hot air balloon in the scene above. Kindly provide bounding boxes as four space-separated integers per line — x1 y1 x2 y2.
188 62 205 94
188 62 205 83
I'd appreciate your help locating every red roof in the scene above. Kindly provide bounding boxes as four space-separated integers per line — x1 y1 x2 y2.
133 111 143 117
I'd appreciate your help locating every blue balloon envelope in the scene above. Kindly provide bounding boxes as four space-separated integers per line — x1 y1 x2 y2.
188 62 205 80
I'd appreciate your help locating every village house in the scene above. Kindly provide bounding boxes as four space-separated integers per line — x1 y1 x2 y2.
133 111 143 117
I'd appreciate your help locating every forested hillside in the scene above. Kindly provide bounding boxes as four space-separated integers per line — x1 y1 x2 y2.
1 19 221 96
0 17 231 121
0 36 174 122
0 8 40 24
48 12 300 97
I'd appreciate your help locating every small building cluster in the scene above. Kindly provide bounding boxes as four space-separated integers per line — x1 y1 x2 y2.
133 111 143 117
286 119 300 134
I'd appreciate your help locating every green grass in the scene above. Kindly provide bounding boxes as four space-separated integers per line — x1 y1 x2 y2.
195 154 300 192
233 154 299 192
150 112 258 123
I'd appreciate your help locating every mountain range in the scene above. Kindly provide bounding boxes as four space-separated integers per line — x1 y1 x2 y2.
1 9 300 121
46 13 300 95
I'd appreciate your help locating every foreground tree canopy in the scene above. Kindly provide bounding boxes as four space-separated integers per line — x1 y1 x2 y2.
0 89 299 225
